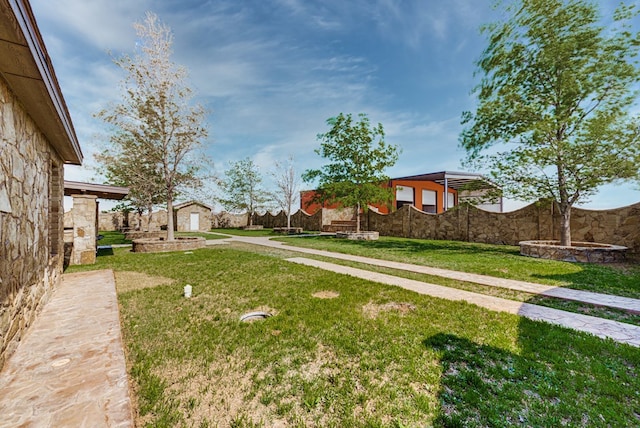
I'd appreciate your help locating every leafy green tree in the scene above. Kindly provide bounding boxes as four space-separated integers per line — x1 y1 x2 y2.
461 0 640 246
303 113 400 233
219 158 270 226
96 12 208 240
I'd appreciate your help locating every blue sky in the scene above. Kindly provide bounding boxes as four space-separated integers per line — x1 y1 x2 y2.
30 0 640 211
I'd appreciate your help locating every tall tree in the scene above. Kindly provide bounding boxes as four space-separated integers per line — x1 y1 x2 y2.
303 113 400 233
219 158 269 226
269 155 300 228
95 134 165 231
461 0 640 247
96 12 208 240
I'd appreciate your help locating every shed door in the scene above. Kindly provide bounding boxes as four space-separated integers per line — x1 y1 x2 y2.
190 212 199 231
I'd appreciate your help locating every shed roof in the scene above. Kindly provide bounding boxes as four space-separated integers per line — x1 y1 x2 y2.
64 181 129 200
173 200 213 211
0 0 82 164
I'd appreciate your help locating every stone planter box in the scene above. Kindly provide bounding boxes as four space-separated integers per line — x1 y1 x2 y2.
273 227 304 234
336 231 380 241
241 225 264 230
125 231 168 241
132 236 206 253
519 240 627 263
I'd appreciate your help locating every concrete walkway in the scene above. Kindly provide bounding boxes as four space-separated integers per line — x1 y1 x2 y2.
0 270 134 428
229 235 640 347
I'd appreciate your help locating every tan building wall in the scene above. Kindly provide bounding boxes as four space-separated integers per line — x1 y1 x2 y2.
0 76 65 368
174 203 212 232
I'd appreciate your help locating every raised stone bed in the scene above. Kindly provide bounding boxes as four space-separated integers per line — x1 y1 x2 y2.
125 230 167 241
336 231 380 241
519 240 627 263
132 236 206 253
273 227 303 234
241 225 264 230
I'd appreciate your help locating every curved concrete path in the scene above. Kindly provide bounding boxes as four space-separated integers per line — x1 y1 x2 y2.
0 270 134 428
226 235 640 347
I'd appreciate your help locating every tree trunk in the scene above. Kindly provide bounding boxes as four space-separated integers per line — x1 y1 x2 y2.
559 204 571 247
287 212 291 228
356 203 361 233
248 211 253 226
167 198 175 241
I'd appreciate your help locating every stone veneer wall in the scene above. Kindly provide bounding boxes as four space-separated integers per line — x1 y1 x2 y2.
0 76 64 369
367 202 640 253
252 209 323 231
175 204 212 232
254 200 640 253
70 195 97 265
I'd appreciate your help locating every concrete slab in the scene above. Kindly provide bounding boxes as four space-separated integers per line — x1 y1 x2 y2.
0 270 134 428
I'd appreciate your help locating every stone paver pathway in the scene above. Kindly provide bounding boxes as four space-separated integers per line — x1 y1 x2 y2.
0 270 133 428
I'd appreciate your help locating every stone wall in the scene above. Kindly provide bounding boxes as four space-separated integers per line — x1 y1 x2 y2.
252 209 323 231
369 201 640 253
99 210 168 232
69 195 97 265
253 200 640 253
0 76 64 369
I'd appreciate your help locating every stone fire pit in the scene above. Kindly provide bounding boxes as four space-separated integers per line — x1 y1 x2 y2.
132 236 206 253
519 240 627 263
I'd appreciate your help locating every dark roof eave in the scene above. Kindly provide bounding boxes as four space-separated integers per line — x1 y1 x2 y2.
1 0 83 165
64 181 129 200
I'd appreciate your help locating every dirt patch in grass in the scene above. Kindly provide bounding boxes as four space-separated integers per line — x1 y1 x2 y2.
151 354 287 427
362 301 417 319
114 271 174 293
312 290 340 299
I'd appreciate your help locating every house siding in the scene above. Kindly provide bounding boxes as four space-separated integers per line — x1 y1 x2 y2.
0 75 64 369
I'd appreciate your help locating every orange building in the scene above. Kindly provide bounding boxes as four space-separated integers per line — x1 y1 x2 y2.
301 171 499 214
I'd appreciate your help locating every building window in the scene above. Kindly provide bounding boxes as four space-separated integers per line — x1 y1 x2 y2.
446 192 455 210
49 161 61 256
396 186 414 210
421 189 437 213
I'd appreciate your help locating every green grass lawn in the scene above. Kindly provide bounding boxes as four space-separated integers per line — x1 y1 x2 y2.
97 231 132 245
276 236 640 298
66 245 640 427
211 227 288 237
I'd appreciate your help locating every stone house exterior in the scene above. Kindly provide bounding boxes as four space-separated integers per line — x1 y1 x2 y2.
173 201 212 232
0 0 83 369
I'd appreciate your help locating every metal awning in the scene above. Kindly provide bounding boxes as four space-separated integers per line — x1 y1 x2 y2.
391 171 495 190
391 171 497 211
64 181 129 200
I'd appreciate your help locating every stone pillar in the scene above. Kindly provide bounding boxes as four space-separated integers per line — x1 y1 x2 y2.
71 195 97 265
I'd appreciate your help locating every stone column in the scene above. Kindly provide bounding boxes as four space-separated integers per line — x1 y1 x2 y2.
71 195 97 265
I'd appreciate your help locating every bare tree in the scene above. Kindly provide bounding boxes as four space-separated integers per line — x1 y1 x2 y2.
96 12 208 240
270 155 300 228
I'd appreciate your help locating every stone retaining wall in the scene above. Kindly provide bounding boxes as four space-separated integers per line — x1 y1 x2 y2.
0 76 64 369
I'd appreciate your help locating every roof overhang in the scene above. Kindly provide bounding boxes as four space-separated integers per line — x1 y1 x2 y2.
64 181 129 200
391 171 497 190
0 0 82 165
